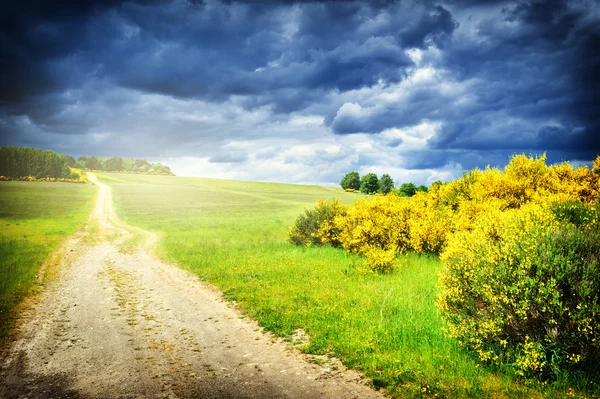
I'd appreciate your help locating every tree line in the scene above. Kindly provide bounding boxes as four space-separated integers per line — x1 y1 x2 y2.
0 146 174 179
340 171 435 196
69 155 173 175
0 147 75 179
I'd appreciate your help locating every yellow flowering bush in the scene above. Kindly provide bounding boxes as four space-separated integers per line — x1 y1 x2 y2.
288 198 346 247
502 154 558 207
362 245 397 273
440 201 600 379
407 190 452 254
290 155 600 366
67 167 88 183
290 154 600 275
333 194 412 256
0 168 88 183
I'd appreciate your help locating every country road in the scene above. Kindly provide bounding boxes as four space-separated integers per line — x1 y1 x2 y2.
0 173 385 399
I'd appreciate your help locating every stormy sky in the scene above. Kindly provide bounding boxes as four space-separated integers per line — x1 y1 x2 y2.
1 0 598 185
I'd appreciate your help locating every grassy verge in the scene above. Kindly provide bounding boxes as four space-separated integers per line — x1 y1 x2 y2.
0 181 96 341
99 173 559 398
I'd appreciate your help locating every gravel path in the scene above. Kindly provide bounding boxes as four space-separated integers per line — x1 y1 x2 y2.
1 174 385 399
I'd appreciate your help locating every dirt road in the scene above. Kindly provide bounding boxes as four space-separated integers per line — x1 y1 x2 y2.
1 174 385 399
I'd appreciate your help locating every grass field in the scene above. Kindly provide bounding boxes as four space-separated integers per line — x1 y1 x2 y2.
0 181 96 341
98 172 567 398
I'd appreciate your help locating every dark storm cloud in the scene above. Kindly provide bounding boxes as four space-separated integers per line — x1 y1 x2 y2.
0 0 147 103
0 0 461 156
434 0 600 163
327 0 599 169
102 0 457 107
1 0 454 106
0 0 598 182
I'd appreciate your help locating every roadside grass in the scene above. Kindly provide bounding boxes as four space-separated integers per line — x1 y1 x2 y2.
99 173 565 398
0 181 96 342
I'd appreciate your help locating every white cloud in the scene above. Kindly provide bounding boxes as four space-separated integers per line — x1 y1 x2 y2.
379 121 441 151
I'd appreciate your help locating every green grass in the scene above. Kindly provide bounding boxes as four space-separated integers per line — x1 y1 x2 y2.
0 181 96 340
98 173 569 398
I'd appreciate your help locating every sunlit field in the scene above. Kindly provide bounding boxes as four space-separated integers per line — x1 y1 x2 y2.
97 172 562 398
0 181 96 340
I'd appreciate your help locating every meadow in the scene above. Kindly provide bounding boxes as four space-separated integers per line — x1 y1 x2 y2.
97 172 560 398
0 181 96 341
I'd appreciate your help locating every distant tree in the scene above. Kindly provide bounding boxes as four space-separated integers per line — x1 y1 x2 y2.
417 185 428 193
62 155 76 167
153 163 173 174
75 156 87 169
135 159 149 169
84 156 102 170
431 180 443 188
379 174 394 194
399 182 418 197
105 156 124 172
139 163 150 172
360 173 380 194
61 163 71 178
122 158 135 171
340 171 360 190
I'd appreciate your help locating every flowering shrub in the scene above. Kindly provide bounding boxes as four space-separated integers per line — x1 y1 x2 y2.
0 168 88 183
289 153 600 378
334 194 412 256
440 202 600 379
288 199 346 247
362 245 397 273
407 190 453 255
68 168 88 183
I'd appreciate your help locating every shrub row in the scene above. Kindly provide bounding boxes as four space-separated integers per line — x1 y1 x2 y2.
289 153 600 380
0 168 87 183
